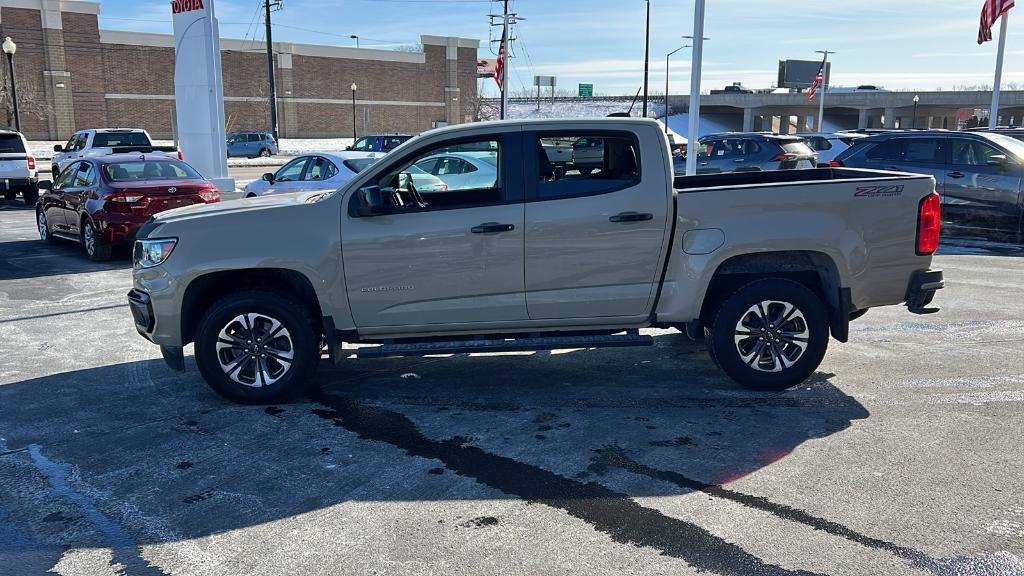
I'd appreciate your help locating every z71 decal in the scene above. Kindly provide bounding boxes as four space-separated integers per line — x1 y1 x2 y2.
854 185 904 198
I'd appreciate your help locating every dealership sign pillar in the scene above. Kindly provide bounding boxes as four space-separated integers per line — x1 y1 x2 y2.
171 0 234 192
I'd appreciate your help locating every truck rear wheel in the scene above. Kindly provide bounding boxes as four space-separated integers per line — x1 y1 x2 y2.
708 278 828 391
194 291 320 404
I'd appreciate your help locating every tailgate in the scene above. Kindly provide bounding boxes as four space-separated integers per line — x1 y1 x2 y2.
0 154 29 177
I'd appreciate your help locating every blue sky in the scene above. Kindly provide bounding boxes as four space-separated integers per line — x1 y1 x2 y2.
98 0 1024 96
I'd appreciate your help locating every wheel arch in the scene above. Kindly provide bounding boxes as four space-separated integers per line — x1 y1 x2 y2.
697 250 850 342
180 268 324 345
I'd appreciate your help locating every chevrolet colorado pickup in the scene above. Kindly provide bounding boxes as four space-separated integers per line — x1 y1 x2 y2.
128 118 944 404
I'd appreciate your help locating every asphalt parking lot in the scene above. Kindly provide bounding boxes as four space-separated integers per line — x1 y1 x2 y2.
1 199 1023 576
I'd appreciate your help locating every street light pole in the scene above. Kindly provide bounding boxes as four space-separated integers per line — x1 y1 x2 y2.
263 0 280 142
685 0 708 176
912 95 920 129
2 37 20 133
665 45 690 134
642 0 650 118
350 35 359 48
350 82 358 142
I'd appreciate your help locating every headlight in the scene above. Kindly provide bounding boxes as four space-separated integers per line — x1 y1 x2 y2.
133 238 177 269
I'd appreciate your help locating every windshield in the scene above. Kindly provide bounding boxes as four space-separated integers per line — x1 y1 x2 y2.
984 133 1024 159
93 132 151 147
103 160 203 182
0 134 25 153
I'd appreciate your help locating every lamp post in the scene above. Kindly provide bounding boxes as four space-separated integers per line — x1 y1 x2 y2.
350 35 359 48
912 95 920 129
642 0 651 118
664 45 690 134
2 37 21 133
350 83 358 141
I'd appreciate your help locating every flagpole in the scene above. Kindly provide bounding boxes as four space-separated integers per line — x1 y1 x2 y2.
685 0 706 176
501 0 509 120
815 50 834 131
990 12 1009 129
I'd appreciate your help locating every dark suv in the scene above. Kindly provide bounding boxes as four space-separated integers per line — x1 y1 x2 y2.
835 130 1024 241
347 134 412 153
695 133 817 174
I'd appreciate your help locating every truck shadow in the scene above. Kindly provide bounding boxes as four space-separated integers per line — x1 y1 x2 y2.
0 334 897 575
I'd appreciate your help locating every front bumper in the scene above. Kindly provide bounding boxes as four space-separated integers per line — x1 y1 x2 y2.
127 289 155 338
906 269 944 314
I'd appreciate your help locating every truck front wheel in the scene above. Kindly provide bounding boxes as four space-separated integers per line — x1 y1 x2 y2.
708 278 829 391
194 291 320 404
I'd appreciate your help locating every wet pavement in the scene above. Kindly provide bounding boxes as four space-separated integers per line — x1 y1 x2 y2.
1 200 1023 575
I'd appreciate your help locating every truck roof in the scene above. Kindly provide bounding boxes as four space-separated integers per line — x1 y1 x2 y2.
423 117 662 138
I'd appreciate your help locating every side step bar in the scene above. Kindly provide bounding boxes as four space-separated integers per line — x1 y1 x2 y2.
356 330 653 359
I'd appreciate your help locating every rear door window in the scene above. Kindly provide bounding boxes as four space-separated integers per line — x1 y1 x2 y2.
75 162 97 187
0 134 26 153
534 133 641 200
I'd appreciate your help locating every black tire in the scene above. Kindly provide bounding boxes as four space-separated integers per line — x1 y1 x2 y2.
22 187 38 206
81 218 112 261
258 148 271 158
37 209 56 244
708 278 829 391
194 291 320 404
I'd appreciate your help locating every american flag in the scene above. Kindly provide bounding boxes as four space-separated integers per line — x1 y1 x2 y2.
980 0 1015 44
806 58 825 102
493 29 506 90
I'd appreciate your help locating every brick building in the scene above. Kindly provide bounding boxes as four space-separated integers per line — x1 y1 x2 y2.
0 0 480 140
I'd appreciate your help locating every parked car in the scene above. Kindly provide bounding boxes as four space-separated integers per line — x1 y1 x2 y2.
226 131 278 158
413 151 498 191
52 129 180 175
696 133 817 174
965 126 1024 142
127 118 942 404
37 155 220 260
243 152 383 198
571 137 605 174
834 130 1024 241
0 129 39 205
796 132 867 166
347 134 412 153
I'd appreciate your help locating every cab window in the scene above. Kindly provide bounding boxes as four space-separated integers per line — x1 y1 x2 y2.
74 162 97 187
55 162 81 188
950 139 1004 166
374 139 502 211
534 133 640 200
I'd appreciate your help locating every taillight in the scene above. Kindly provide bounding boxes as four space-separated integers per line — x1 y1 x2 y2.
771 153 797 162
199 188 220 203
107 193 145 203
27 156 36 170
828 159 843 167
177 150 184 161
916 193 941 255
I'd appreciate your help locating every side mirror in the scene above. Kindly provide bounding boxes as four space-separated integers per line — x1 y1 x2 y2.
345 146 353 151
987 154 1010 168
262 172 275 183
357 186 384 216
37 180 52 190
53 144 63 152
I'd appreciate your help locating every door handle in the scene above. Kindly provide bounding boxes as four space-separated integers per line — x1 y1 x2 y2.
609 211 654 223
947 171 965 179
733 159 745 163
471 222 515 234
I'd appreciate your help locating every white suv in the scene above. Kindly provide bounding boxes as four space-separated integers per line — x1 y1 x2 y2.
0 130 39 205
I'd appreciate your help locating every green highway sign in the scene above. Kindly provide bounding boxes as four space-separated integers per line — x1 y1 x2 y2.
578 83 594 97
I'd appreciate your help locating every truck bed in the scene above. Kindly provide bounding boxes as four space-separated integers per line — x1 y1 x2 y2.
674 167 910 192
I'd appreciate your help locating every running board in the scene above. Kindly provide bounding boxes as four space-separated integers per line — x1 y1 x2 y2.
356 330 653 359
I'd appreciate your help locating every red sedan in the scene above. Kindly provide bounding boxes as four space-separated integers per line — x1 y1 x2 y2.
36 155 220 260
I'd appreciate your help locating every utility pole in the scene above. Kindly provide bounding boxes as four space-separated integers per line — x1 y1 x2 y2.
685 0 707 176
264 0 282 141
665 44 690 134
489 1 520 120
642 0 650 118
990 13 1009 129
815 49 834 132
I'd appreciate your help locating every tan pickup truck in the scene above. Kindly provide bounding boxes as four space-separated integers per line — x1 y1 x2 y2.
127 118 944 404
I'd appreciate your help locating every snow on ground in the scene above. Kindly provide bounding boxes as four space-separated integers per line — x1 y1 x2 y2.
937 238 1024 256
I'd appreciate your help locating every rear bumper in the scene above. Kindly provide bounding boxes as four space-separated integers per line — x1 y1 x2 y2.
906 269 944 314
0 177 37 190
98 212 155 246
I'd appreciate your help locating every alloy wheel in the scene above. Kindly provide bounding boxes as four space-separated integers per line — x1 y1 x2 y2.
215 313 295 387
37 211 48 240
733 300 810 373
83 221 96 256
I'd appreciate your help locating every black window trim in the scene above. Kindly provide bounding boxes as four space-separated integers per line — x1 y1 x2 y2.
346 131 523 218
524 129 643 202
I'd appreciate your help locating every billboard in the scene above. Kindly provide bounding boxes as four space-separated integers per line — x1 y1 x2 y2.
778 59 832 89
477 58 496 78
534 75 557 87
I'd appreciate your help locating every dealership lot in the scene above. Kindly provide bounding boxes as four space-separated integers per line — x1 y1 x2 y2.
0 202 1023 575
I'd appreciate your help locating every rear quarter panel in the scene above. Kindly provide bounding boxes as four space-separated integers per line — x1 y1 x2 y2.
656 171 937 322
